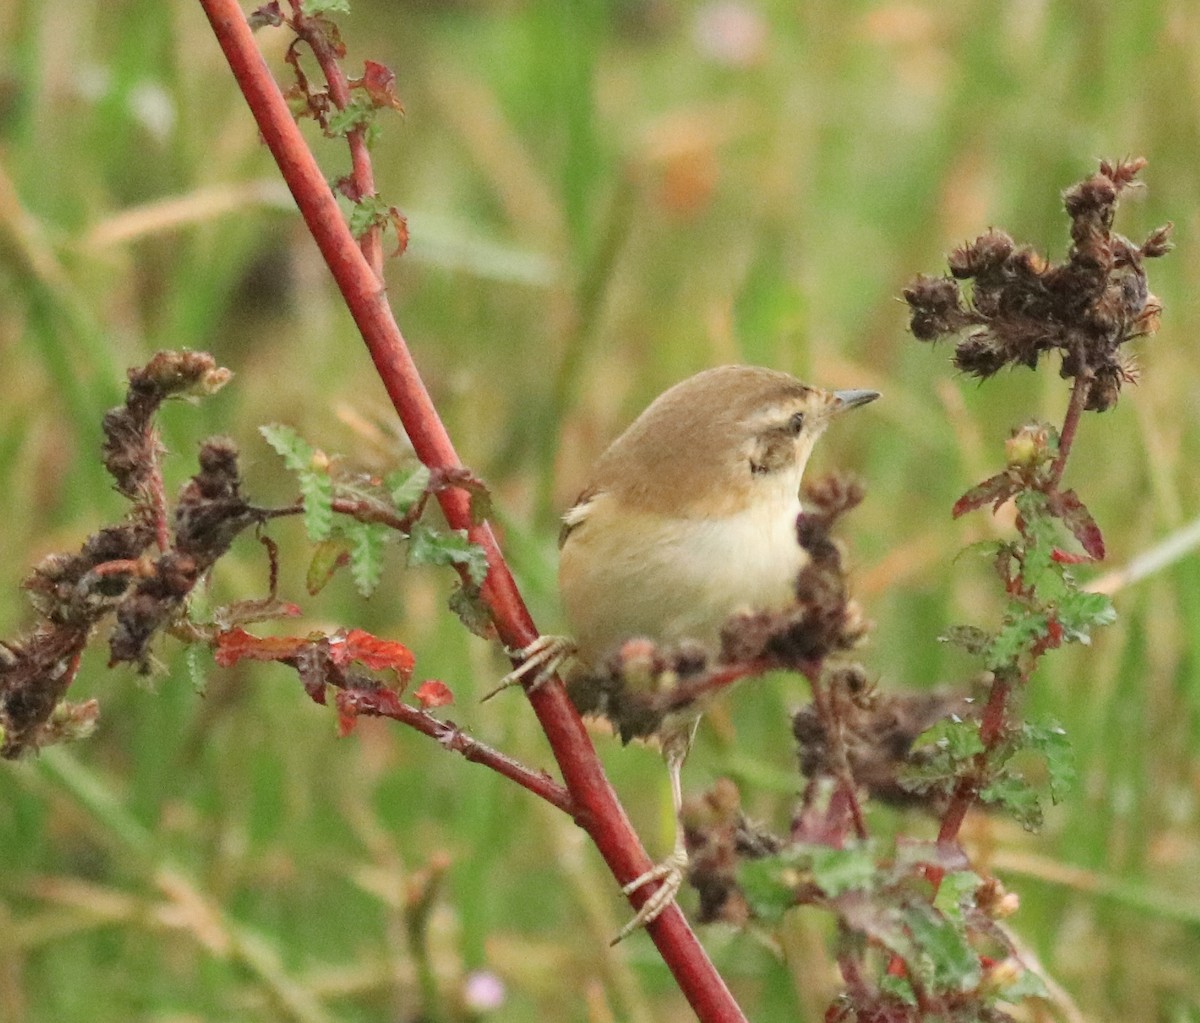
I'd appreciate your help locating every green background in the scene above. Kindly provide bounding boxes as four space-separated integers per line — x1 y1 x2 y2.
1 1 1198 1020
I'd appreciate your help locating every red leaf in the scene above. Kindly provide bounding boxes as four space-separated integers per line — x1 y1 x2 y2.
354 60 404 111
952 471 1020 518
335 692 358 737
1048 489 1106 560
414 680 453 708
332 628 415 678
1051 548 1089 565
214 628 311 667
389 207 408 258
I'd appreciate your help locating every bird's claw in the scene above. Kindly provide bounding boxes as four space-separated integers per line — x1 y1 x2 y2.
610 847 689 944
482 635 575 702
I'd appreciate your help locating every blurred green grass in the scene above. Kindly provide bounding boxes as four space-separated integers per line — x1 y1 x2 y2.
1 1 1198 1020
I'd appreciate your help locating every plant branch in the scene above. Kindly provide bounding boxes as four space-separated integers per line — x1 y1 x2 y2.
1049 367 1092 485
336 685 575 815
284 0 383 278
197 4 746 1017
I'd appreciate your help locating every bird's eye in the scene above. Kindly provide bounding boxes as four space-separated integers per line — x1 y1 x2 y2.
788 411 806 434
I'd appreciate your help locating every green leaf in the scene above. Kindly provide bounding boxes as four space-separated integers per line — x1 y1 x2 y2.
1020 720 1076 802
981 773 1043 831
1056 590 1117 644
388 464 431 515
347 521 390 597
807 843 878 897
985 609 1049 670
902 901 983 993
739 843 881 922
407 522 489 586
307 537 351 594
932 870 982 921
994 962 1050 1000
186 645 209 696
878 973 917 1006
448 581 493 638
938 624 993 655
738 855 801 923
260 422 315 473
348 191 389 237
901 717 984 795
1014 490 1060 591
261 424 335 541
299 467 335 541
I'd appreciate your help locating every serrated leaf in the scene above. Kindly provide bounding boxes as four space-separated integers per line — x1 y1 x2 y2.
737 855 803 922
986 610 1049 670
407 522 489 586
347 521 389 596
926 717 986 760
1048 488 1106 560
952 538 1005 566
448 581 493 638
186 645 209 696
415 680 454 708
1056 590 1116 644
334 628 415 678
902 902 983 993
299 468 335 541
938 624 993 655
932 870 981 921
952 470 1019 518
260 422 315 473
807 843 878 897
1020 720 1076 802
388 464 431 514
878 973 917 1005
468 484 493 525
994 962 1051 1000
981 773 1043 831
261 423 335 541
307 537 352 594
1014 490 1060 591
348 190 388 236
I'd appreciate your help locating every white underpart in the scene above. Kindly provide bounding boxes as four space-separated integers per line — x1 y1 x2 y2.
562 468 806 666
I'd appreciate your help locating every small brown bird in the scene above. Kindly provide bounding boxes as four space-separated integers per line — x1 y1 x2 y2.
506 365 878 938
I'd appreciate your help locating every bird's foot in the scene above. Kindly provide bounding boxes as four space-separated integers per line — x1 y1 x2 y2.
482 634 576 702
611 847 689 945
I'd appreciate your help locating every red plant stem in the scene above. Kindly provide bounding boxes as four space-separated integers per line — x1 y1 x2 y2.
938 369 1092 852
197 4 746 1018
337 687 574 814
935 673 1012 847
1049 368 1091 485
286 0 383 279
658 657 777 714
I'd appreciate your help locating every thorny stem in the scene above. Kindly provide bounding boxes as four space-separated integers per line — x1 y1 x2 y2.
198 4 746 1019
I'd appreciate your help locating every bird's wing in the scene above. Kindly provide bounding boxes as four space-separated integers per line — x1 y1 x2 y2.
559 486 601 548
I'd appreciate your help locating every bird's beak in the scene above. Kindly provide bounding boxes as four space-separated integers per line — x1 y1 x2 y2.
830 388 880 415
